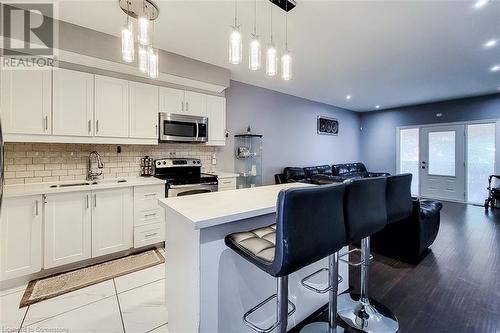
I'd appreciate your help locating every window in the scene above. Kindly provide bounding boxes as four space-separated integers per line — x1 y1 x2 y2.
399 128 419 195
467 123 496 204
428 131 456 176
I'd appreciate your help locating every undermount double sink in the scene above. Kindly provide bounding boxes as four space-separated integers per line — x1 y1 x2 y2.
49 179 127 188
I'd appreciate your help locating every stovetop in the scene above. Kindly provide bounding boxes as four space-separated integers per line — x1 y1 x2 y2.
153 158 217 185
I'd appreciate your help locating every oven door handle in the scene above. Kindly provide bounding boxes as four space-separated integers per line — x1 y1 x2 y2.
169 182 218 189
195 120 199 140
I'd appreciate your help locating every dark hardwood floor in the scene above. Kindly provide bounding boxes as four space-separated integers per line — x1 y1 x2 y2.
293 202 500 333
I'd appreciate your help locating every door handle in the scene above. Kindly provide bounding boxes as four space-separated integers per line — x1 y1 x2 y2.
186 101 189 111
181 101 184 112
94 194 97 208
44 116 48 131
195 120 199 140
88 120 92 133
86 194 89 209
35 200 39 216
96 120 99 133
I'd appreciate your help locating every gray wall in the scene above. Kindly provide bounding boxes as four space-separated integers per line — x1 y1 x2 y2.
360 93 500 174
218 81 362 185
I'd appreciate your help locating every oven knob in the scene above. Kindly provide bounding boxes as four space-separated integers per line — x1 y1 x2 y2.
163 161 166 165
197 161 200 164
157 161 161 166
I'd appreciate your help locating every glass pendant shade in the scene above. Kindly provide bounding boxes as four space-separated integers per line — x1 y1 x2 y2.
266 45 278 76
148 46 159 78
121 22 134 63
229 26 242 65
138 45 148 73
138 17 150 45
248 35 261 70
281 50 292 80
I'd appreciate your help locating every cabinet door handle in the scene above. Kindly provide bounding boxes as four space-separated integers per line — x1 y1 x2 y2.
44 116 48 131
96 120 99 133
35 200 39 216
181 101 184 112
94 194 97 207
155 124 158 136
186 101 189 111
88 120 92 133
86 194 89 209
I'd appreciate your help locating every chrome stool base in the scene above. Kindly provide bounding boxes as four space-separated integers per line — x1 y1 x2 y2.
300 321 344 333
338 293 399 333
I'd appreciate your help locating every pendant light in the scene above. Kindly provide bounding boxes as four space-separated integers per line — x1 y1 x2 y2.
281 2 292 80
121 0 134 62
138 1 150 45
248 0 261 70
138 44 148 73
229 0 242 65
148 22 159 78
266 5 278 76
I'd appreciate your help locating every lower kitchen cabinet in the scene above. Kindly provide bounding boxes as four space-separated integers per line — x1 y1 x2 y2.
44 191 92 269
91 187 133 257
0 195 43 280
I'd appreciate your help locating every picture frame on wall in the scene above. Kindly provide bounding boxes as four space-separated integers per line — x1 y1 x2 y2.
317 116 339 135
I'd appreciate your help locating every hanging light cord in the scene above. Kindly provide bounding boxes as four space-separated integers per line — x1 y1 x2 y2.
234 0 238 27
253 0 257 35
270 4 273 44
285 1 288 49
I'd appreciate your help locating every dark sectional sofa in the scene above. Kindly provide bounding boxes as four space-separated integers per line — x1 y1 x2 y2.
275 162 442 264
275 162 390 184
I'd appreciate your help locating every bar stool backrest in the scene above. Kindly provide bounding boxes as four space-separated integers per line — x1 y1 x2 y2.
386 173 413 224
343 177 387 244
271 184 346 277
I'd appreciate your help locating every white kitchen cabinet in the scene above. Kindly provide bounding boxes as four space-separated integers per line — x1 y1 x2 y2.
184 91 205 116
159 86 184 113
44 191 92 269
92 187 133 257
53 68 94 136
129 81 159 139
0 66 51 135
205 95 226 146
0 195 42 281
95 75 129 138
133 185 165 248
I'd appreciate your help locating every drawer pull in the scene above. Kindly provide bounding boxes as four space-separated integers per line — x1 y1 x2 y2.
144 213 157 217
145 233 158 238
222 180 232 184
144 193 157 198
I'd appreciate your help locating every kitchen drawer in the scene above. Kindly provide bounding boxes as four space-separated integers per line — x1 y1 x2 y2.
134 185 164 212
134 208 163 227
218 177 236 191
134 223 164 248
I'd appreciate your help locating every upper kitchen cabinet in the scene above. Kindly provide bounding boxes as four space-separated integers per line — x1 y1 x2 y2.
94 75 129 138
205 95 226 146
53 68 94 137
0 195 43 281
0 67 51 135
184 91 205 116
129 81 159 139
159 86 184 113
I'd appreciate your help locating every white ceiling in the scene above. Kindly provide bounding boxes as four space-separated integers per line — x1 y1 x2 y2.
53 0 500 111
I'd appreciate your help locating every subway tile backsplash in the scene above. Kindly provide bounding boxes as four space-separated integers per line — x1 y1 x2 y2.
4 143 217 185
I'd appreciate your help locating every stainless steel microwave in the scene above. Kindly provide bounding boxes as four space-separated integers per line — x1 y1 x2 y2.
158 113 208 143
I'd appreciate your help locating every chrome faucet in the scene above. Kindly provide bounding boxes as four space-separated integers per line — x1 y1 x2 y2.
87 151 104 181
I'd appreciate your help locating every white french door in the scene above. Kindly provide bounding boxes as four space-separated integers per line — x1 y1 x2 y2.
419 125 466 202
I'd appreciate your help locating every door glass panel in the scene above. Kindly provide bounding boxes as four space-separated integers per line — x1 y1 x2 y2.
467 123 496 204
399 128 419 195
428 131 456 176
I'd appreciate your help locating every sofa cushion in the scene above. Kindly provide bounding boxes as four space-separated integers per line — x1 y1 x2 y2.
332 164 351 176
283 167 306 182
316 165 333 175
304 166 320 178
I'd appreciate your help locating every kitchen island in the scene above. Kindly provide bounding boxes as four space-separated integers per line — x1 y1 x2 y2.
158 183 349 333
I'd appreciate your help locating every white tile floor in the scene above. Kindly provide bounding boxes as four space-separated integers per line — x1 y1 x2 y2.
0 249 168 333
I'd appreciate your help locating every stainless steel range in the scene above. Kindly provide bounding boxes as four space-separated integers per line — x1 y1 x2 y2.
154 158 218 197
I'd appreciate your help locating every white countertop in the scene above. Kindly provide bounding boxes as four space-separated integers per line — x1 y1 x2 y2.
206 171 239 179
4 177 166 198
159 183 314 230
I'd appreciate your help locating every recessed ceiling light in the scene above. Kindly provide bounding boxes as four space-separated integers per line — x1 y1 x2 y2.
490 65 500 72
473 0 490 9
346 95 352 100
484 39 498 48
375 105 381 109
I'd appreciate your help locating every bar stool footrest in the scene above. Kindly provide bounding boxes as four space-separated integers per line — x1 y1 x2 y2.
243 294 296 333
339 248 373 267
301 268 343 294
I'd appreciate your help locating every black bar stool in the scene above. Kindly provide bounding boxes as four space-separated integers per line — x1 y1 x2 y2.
337 177 397 333
225 184 347 333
